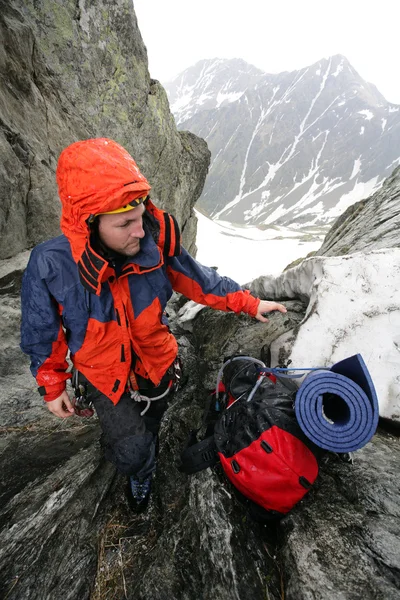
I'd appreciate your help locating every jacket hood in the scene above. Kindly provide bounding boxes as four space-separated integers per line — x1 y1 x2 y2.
56 138 151 294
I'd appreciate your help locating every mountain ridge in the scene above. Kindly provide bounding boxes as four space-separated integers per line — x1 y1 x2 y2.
165 55 400 228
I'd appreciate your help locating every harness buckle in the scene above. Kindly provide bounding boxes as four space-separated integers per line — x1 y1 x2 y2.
71 370 94 417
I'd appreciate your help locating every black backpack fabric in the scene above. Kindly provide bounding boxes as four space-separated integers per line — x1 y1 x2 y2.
180 357 323 520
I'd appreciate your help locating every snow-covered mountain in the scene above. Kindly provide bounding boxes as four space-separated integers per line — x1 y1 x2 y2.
165 56 400 228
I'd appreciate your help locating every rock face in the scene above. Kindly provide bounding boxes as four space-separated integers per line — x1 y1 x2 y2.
165 56 400 228
0 263 291 599
0 426 117 600
2 265 399 599
0 256 116 599
281 431 400 600
317 165 400 256
0 0 210 259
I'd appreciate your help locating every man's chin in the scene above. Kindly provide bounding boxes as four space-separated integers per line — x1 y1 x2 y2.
123 242 140 256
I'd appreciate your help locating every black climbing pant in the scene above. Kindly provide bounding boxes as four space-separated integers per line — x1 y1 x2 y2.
79 371 173 479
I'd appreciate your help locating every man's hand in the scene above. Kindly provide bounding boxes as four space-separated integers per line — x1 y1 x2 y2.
255 300 287 323
46 390 75 418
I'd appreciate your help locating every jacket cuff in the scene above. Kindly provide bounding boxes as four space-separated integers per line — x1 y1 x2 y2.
243 294 260 318
38 381 69 402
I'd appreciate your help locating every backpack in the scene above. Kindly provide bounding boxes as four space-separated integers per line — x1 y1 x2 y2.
179 356 323 521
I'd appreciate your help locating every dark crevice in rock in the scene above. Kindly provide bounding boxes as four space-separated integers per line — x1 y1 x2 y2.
25 155 34 210
151 136 169 180
379 417 400 435
0 424 101 522
0 118 31 167
149 79 159 95
373 208 400 227
0 268 24 296
31 38 50 150
74 0 81 22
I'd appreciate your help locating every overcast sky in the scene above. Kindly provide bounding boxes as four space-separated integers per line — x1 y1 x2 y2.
134 0 400 104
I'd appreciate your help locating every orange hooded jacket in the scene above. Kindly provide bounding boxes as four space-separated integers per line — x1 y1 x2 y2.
20 139 260 404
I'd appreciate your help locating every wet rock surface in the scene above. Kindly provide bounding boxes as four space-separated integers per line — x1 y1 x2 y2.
0 257 116 599
0 424 117 600
0 0 210 258
282 432 400 600
1 268 399 599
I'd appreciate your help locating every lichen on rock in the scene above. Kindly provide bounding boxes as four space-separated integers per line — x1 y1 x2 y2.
0 0 210 258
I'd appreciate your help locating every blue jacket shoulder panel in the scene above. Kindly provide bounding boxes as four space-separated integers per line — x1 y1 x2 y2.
20 236 90 372
29 236 81 299
167 247 242 296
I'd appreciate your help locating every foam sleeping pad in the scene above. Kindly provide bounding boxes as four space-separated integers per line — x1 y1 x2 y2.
295 354 379 452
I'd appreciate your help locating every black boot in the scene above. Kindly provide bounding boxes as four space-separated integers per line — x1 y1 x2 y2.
126 475 152 512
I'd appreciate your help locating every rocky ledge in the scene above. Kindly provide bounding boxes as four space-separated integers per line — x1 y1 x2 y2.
0 269 398 599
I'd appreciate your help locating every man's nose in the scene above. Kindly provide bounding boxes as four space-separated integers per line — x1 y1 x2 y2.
131 222 145 238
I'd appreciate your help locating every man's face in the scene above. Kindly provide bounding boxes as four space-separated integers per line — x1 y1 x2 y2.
98 203 146 256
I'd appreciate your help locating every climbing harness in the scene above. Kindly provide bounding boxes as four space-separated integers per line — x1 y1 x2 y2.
128 357 183 416
71 369 94 417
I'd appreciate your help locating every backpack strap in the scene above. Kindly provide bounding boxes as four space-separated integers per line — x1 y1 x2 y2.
161 211 181 258
178 389 224 474
145 197 181 259
179 431 218 474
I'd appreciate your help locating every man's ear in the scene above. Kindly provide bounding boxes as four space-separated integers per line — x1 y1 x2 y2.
88 215 99 230
88 216 100 244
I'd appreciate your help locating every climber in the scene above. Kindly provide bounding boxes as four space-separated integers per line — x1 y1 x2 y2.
20 138 287 511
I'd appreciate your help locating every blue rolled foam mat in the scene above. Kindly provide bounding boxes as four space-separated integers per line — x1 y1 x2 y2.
295 354 379 452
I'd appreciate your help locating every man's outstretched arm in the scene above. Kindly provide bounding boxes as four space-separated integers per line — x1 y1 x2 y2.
166 248 286 318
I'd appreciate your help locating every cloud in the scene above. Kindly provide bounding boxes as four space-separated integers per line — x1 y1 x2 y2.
134 0 400 103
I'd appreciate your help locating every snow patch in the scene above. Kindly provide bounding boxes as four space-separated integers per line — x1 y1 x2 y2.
209 148 222 169
195 210 323 283
381 118 387 132
358 109 374 121
177 301 206 327
196 92 214 106
222 125 242 153
350 157 362 180
267 249 400 421
332 62 344 77
261 190 271 201
325 176 380 220
388 156 400 169
261 203 292 225
360 126 365 135
216 91 244 108
171 91 193 113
